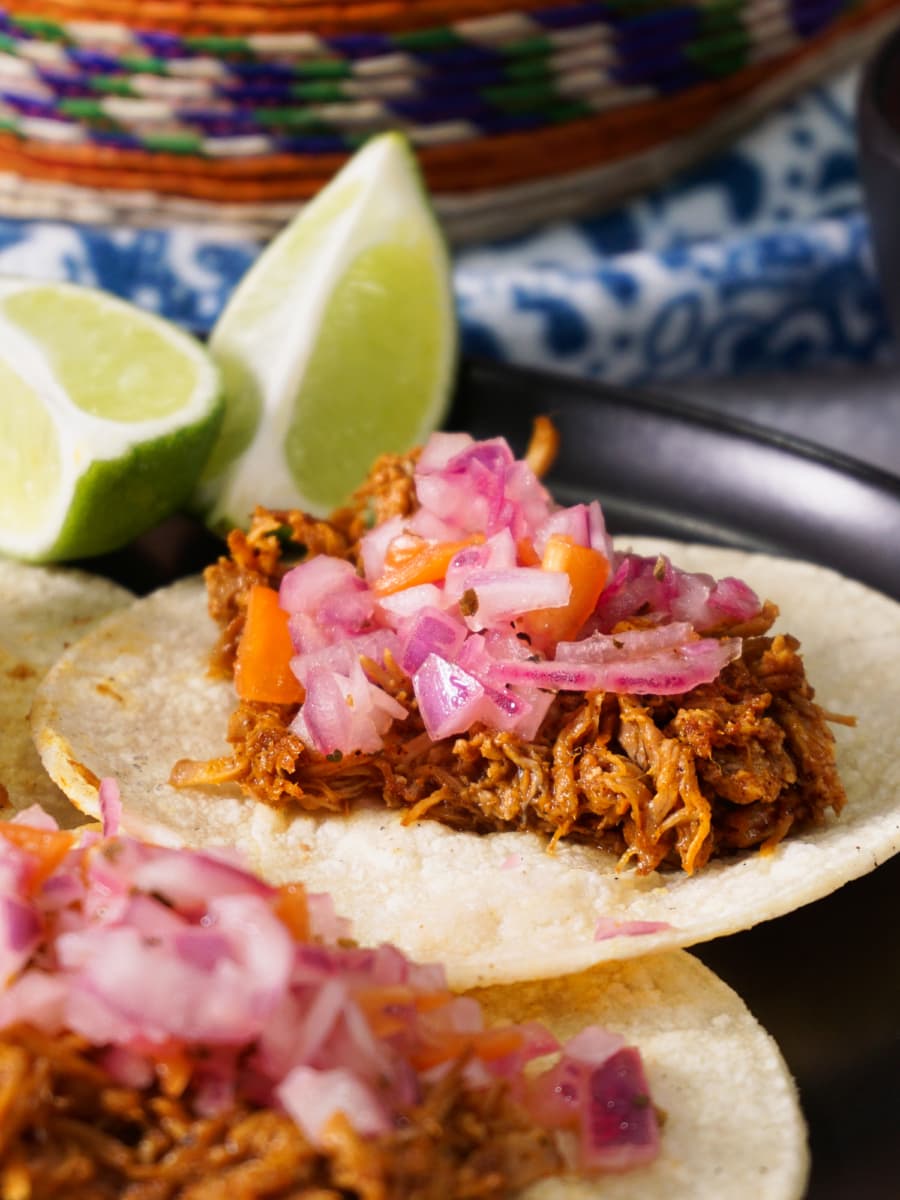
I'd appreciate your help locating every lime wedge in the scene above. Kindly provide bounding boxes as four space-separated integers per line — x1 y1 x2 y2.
198 132 457 530
0 280 222 562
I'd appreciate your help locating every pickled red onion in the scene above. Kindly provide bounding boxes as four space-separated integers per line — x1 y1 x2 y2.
0 811 660 1174
272 432 761 757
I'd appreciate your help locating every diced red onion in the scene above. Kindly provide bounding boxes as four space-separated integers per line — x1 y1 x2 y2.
127 844 275 910
99 1045 155 1090
280 556 363 615
0 970 68 1031
528 1042 659 1173
407 508 459 543
415 431 473 472
508 689 556 741
120 893 187 940
291 629 401 688
591 638 742 694
359 514 404 583
555 623 697 663
595 553 761 634
98 777 122 838
305 893 353 944
173 927 232 972
376 582 444 620
11 804 59 832
560 1025 626 1066
191 1064 239 1118
398 606 468 676
453 635 554 740
414 438 517 536
287 611 331 655
413 654 486 741
707 575 762 623
315 588 375 635
0 895 42 980
461 567 570 632
593 918 673 942
292 663 406 756
486 658 609 693
587 500 614 563
278 1065 390 1142
443 529 517 602
578 1048 660 1171
535 503 592 554
502 459 554 539
491 636 741 695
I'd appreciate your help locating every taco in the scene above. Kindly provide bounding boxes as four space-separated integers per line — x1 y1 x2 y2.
0 799 807 1199
0 559 130 825
29 434 900 987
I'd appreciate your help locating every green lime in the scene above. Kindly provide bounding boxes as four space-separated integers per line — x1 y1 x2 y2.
198 132 457 531
0 280 222 562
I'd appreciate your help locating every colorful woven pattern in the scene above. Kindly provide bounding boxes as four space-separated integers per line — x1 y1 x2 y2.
0 0 896 238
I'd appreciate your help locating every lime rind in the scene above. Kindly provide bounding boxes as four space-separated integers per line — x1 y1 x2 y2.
46 416 224 562
0 280 223 562
200 132 457 531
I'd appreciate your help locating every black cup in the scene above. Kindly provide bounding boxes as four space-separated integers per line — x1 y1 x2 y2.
858 25 900 339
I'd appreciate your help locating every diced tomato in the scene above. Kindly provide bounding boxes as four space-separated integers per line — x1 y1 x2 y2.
234 585 304 705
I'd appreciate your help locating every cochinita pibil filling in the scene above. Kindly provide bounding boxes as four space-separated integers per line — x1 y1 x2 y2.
0 795 659 1198
172 420 849 875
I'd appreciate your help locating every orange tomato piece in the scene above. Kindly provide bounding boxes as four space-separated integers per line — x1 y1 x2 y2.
234 585 304 705
373 534 484 597
274 883 310 942
0 824 74 893
522 534 609 649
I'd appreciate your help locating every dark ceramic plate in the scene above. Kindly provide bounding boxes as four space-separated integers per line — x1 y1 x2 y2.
90 358 900 1200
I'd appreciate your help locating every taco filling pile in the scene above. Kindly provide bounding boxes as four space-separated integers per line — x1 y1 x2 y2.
0 793 659 1199
173 424 847 875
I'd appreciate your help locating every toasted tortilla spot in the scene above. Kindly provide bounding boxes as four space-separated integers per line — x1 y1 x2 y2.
29 543 900 986
67 758 101 790
0 561 131 827
6 663 35 681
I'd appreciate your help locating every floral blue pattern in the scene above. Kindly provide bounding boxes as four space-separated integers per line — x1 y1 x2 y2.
0 66 891 386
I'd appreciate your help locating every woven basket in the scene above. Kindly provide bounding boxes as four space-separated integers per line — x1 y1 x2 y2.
0 0 897 241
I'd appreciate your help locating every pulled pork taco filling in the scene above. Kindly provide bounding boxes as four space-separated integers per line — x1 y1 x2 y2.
173 425 847 875
0 791 658 1199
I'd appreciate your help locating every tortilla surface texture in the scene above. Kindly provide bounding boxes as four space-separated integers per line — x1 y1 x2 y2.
0 560 131 826
30 541 900 988
480 950 808 1199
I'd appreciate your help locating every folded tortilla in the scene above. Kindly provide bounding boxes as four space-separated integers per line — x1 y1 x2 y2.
0 560 131 825
30 541 900 987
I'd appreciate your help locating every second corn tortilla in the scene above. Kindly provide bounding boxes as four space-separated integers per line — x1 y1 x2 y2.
31 540 900 989
0 560 131 825
479 950 808 1199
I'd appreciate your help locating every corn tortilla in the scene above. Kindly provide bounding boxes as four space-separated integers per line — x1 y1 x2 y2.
30 541 900 987
484 950 808 1199
0 560 131 825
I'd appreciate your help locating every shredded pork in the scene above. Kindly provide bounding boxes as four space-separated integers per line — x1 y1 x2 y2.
174 455 848 876
0 1027 560 1200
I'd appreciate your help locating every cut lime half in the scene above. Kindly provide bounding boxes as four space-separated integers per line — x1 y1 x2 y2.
198 132 457 531
0 280 222 563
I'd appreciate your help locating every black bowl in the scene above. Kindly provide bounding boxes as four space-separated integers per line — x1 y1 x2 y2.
858 23 900 340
